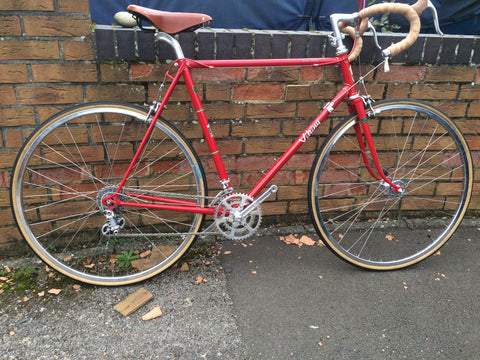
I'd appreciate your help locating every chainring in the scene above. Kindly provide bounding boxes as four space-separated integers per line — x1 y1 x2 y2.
214 193 262 240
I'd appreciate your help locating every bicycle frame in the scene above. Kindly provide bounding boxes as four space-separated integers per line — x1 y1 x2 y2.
106 51 401 215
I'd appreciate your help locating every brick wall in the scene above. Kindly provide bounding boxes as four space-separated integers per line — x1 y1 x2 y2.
1 0 479 256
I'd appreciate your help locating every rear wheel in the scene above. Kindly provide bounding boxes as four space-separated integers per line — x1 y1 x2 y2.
308 99 473 269
11 102 207 285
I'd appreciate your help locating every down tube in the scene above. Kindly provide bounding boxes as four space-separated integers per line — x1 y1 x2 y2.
248 86 350 199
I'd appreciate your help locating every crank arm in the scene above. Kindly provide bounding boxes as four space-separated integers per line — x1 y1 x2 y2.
241 185 278 218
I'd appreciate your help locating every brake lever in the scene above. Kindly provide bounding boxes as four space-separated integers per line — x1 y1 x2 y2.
366 21 382 51
426 0 443 35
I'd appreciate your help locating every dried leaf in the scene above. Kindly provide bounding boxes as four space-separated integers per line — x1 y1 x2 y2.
23 296 30 302
299 235 315 246
38 291 45 297
251 271 257 275
73 284 81 291
195 276 206 284
385 233 394 241
84 263 95 269
48 288 62 295
223 251 232 255
63 255 72 262
140 250 151 258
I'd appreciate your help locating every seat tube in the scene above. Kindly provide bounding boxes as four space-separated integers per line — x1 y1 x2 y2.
182 66 231 187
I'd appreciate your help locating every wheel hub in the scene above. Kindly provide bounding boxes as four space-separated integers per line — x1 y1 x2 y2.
379 179 406 200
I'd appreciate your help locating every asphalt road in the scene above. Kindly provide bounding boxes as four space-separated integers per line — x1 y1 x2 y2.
221 225 480 359
1 225 478 359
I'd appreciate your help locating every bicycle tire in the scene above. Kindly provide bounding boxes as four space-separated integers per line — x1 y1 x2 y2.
308 99 473 270
11 101 207 285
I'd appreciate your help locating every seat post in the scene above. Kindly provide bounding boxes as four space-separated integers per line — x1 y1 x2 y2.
155 31 185 59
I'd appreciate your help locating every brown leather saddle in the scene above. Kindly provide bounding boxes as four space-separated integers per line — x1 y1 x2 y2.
127 5 212 34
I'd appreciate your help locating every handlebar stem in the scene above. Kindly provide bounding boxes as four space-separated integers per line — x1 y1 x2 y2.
330 13 358 55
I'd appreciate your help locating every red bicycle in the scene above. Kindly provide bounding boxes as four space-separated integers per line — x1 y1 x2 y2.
11 0 473 285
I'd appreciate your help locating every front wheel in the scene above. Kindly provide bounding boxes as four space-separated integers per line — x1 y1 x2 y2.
11 102 207 285
308 99 473 270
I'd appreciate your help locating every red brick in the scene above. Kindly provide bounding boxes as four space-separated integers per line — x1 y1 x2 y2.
468 103 480 117
63 40 94 61
58 0 90 13
261 200 288 216
357 83 385 99
284 154 316 169
203 103 245 120
31 64 97 83
0 172 10 187
0 0 54 11
277 185 307 200
429 101 467 118
0 40 59 60
0 150 19 168
247 103 296 119
232 121 281 137
38 106 69 122
427 66 476 83
247 67 299 82
131 64 166 81
235 155 277 171
410 84 458 100
100 64 130 82
350 65 376 82
0 64 28 84
285 83 335 101
288 199 309 214
0 87 17 106
191 67 245 81
300 66 324 81
0 108 35 127
297 102 324 118
205 84 231 101
385 83 410 98
283 118 330 137
194 139 242 156
233 84 284 101
18 85 83 105
375 65 426 82
23 16 91 37
458 85 480 100
0 16 21 36
86 85 145 103
245 137 315 154
5 129 24 148
162 104 191 121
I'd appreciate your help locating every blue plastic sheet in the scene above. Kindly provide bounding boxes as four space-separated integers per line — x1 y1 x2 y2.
89 0 479 35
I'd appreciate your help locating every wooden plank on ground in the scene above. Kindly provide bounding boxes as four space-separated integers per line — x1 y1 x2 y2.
114 288 153 317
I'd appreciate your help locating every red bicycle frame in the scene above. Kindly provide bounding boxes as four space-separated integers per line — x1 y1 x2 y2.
106 52 400 215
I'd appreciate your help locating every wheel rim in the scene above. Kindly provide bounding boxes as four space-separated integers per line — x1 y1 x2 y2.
12 103 205 284
312 101 472 269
